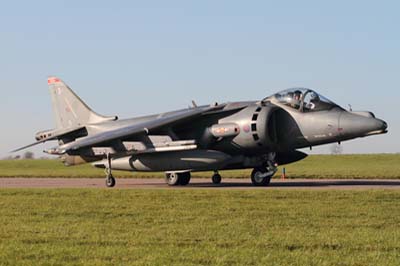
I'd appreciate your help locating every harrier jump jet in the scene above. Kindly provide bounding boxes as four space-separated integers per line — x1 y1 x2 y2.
14 77 388 187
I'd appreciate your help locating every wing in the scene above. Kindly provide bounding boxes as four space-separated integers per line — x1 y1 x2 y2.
55 105 222 154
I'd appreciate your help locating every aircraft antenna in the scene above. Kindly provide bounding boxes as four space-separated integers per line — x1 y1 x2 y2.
348 104 353 112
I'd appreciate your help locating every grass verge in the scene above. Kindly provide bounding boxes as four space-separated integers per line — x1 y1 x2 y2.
0 154 400 179
0 189 399 265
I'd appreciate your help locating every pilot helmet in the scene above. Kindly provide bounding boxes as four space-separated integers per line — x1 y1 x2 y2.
293 90 302 100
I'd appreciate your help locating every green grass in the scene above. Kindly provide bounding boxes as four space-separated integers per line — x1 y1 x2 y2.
1 154 400 179
0 189 399 265
281 154 400 179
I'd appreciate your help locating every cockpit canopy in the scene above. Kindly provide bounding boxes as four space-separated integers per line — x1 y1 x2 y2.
265 88 341 112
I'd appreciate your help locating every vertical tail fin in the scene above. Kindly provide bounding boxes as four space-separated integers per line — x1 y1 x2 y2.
47 77 117 129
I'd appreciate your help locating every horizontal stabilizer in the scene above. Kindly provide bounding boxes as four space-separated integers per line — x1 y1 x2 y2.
11 126 86 153
11 141 46 153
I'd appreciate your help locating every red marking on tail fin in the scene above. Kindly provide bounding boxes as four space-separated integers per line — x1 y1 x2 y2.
48 78 61 84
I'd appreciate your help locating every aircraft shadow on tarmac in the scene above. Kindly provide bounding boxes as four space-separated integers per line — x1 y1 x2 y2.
187 180 400 188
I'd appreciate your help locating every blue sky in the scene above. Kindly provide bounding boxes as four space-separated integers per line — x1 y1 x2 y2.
1 0 399 158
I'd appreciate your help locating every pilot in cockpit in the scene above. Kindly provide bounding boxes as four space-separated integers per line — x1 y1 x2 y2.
290 90 302 109
269 88 339 112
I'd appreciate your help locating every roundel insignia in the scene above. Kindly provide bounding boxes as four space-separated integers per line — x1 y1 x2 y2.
243 125 250 133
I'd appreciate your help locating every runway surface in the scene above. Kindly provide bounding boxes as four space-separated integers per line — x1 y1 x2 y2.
1 178 400 190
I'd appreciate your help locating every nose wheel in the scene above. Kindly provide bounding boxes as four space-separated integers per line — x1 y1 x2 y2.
251 168 272 186
251 161 277 186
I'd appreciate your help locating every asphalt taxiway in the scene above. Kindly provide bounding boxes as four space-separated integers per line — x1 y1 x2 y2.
1 178 400 190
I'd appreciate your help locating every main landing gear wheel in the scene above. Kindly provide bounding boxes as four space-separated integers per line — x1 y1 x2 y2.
211 172 222 184
165 172 191 186
166 173 179 186
251 167 272 186
178 172 191 186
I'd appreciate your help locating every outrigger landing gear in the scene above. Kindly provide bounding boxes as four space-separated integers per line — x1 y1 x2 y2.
211 171 222 184
105 153 116 188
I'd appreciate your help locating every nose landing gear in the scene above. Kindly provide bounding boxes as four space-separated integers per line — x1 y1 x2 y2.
251 160 278 186
251 168 272 186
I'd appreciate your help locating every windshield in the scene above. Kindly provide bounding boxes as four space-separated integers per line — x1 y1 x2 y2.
265 88 340 112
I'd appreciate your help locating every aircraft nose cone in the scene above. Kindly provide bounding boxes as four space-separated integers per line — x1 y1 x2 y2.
369 118 388 134
339 112 388 138
367 118 387 133
381 120 388 131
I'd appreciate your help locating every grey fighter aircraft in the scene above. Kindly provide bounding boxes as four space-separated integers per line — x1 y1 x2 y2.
14 77 388 187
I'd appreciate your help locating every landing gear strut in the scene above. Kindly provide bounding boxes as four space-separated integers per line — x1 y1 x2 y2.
165 172 191 186
211 171 222 184
105 153 116 188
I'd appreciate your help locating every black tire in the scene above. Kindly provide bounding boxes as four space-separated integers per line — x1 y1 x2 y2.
251 168 272 186
211 174 222 184
178 172 191 186
165 173 180 186
105 176 116 187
